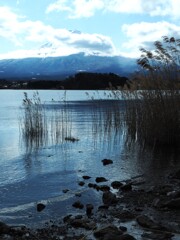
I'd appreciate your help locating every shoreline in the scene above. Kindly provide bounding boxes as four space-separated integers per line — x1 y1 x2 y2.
1 168 180 240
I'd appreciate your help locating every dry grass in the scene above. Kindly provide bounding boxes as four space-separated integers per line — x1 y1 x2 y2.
21 91 48 149
118 36 180 148
20 91 74 149
121 89 180 148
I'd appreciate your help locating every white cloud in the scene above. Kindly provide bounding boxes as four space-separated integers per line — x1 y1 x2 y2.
46 0 180 19
0 7 115 59
121 21 180 57
105 0 142 14
46 0 104 18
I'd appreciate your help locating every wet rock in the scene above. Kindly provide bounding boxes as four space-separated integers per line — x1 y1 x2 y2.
163 198 180 209
65 137 79 142
88 183 94 188
72 201 84 209
136 215 162 230
82 175 91 180
96 177 108 183
119 226 127 232
111 181 123 189
152 198 162 208
142 232 173 240
78 181 85 186
75 193 81 197
102 191 118 205
62 189 69 193
95 185 100 191
121 183 132 191
94 225 123 239
170 169 180 179
118 234 136 240
136 215 156 228
110 209 136 222
0 222 11 234
167 190 180 198
98 185 110 192
86 204 94 216
37 203 46 212
63 215 72 223
101 159 113 166
75 214 83 219
103 233 135 240
98 205 109 210
158 185 174 195
70 218 96 230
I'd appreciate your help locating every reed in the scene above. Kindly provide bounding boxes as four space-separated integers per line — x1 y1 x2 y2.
21 92 48 149
20 91 75 149
121 36 180 148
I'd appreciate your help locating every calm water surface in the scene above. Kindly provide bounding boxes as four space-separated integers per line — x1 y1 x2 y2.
0 90 179 227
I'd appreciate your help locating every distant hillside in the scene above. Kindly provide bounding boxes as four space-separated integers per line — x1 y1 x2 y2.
0 53 137 81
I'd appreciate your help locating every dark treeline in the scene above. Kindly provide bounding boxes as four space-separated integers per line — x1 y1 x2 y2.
0 72 129 90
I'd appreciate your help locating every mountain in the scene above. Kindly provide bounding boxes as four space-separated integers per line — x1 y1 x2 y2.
0 52 137 81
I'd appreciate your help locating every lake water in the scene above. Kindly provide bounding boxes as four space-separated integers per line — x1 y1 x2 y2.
0 90 179 227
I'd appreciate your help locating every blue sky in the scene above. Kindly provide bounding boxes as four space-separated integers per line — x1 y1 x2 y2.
0 0 180 59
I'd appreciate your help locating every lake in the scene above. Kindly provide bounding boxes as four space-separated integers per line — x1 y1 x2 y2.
0 90 179 227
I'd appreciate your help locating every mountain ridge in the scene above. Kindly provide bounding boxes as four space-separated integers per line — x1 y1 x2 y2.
0 52 137 81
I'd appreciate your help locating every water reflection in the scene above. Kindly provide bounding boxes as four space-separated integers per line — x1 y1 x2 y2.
20 97 180 182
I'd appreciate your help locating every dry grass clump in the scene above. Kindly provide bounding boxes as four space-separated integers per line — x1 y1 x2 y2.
121 36 180 148
21 92 48 148
123 89 180 147
20 91 75 149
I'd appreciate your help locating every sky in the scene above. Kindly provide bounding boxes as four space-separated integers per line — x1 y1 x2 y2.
0 0 180 59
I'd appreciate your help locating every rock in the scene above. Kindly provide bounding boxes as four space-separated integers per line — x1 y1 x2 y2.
167 190 180 198
142 232 173 240
95 185 100 191
136 215 158 229
75 215 83 219
104 233 135 240
96 177 108 183
110 209 136 222
98 205 109 210
102 191 118 205
70 219 96 230
98 185 110 192
119 226 127 232
121 183 132 191
163 198 180 209
118 234 136 240
65 137 79 142
37 203 46 212
82 175 91 180
158 185 174 195
75 193 81 197
72 201 84 209
94 225 123 238
63 215 72 223
88 183 94 188
78 181 85 186
62 189 69 193
86 204 94 216
0 222 11 234
101 159 113 166
111 181 123 189
171 169 180 179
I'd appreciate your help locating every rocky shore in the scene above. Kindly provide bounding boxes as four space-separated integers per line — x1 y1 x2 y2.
0 160 180 240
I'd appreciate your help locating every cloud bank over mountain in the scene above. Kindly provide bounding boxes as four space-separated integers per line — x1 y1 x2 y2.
0 1 180 59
